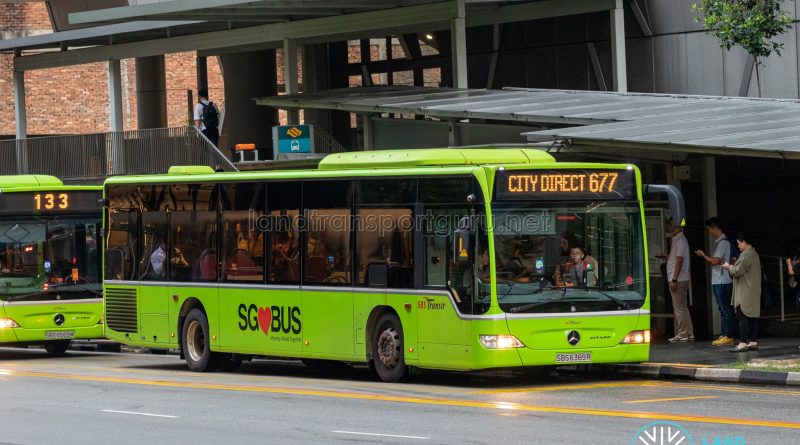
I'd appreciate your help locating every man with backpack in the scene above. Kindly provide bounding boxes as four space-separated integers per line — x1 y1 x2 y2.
694 217 735 346
194 89 220 148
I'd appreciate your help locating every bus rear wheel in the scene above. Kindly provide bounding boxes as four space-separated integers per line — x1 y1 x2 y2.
44 340 70 355
371 313 408 383
182 309 220 372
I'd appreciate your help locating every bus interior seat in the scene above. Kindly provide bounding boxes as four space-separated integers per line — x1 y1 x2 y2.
193 249 217 281
305 256 328 283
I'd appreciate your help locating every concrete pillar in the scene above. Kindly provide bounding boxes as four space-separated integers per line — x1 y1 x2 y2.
283 39 300 125
196 55 208 93
108 60 123 132
450 0 467 89
701 156 720 336
221 50 278 158
135 55 168 129
302 44 331 134
610 0 628 93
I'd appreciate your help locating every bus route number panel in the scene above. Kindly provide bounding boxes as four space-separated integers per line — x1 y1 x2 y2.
495 169 637 201
0 191 102 215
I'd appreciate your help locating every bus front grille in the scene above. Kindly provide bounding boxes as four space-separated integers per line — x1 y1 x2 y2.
105 287 138 333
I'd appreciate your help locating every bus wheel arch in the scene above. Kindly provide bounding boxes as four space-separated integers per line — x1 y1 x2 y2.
178 299 220 372
177 297 205 353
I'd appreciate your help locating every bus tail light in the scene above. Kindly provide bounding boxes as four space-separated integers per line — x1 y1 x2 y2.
620 330 650 344
479 335 524 349
0 318 20 329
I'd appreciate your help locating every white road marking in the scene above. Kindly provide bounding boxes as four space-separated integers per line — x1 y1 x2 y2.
332 431 429 440
100 409 179 419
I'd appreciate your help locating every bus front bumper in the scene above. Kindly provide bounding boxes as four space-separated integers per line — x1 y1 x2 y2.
0 324 104 344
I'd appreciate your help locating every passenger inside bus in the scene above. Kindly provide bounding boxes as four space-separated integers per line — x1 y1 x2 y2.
554 243 598 288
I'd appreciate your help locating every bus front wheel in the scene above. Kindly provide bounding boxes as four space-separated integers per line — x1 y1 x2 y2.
371 313 408 383
182 309 219 372
44 340 70 355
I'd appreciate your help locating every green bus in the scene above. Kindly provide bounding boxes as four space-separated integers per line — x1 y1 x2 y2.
103 148 670 381
0 175 103 354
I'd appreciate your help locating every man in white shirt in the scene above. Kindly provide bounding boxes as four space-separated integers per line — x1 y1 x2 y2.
666 221 693 342
193 89 219 148
694 217 734 346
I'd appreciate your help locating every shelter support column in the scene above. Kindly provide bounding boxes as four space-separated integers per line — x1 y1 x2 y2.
135 55 168 129
610 0 627 92
108 59 125 175
283 39 299 125
701 156 720 336
362 114 373 150
451 0 467 89
221 50 277 157
196 55 208 93
13 60 27 174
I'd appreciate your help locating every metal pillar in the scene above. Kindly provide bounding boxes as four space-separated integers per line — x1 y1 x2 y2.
108 59 125 175
13 65 27 174
283 39 300 125
362 114 374 150
701 156 719 335
610 0 627 93
13 68 26 139
450 0 467 89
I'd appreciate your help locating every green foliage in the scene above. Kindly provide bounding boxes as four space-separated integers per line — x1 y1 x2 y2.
692 0 793 66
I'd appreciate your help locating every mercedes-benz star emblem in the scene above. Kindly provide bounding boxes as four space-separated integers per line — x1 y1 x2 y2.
567 330 581 346
54 313 65 326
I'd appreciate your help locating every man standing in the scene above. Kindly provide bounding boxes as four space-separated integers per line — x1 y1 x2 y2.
194 89 219 147
694 217 734 346
667 221 694 342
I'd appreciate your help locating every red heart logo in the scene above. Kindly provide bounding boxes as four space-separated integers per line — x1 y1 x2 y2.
257 307 272 335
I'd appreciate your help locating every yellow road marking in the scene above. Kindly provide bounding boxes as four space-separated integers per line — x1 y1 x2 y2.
478 380 800 397
3 369 800 430
624 396 718 404
644 362 716 368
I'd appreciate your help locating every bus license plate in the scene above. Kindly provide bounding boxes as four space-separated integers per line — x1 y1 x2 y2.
556 352 592 363
45 330 74 339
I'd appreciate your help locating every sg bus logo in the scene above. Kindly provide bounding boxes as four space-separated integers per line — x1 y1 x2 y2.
237 303 301 335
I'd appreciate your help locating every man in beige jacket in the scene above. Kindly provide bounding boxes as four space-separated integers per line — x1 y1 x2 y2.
722 232 761 352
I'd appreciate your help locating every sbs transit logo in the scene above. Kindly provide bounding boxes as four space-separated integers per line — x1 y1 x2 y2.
237 303 301 335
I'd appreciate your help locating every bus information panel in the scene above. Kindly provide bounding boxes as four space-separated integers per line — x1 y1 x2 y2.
495 169 636 201
0 190 102 215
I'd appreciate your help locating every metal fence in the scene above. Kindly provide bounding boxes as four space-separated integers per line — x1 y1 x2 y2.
0 126 237 182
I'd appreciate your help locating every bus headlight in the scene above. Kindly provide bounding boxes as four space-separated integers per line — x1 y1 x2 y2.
0 318 19 329
620 330 650 344
479 335 524 349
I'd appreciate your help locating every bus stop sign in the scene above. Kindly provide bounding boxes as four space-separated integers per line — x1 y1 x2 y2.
272 124 314 159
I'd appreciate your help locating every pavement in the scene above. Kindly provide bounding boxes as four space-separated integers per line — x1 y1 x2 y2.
571 337 800 387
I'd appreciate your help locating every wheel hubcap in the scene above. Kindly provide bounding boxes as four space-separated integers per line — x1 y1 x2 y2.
377 328 399 368
186 320 205 362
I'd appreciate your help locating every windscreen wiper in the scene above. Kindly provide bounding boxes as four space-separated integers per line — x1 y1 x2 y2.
507 293 567 313
5 291 48 302
581 286 635 310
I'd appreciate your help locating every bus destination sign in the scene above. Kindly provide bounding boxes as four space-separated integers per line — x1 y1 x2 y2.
495 169 636 201
0 190 102 215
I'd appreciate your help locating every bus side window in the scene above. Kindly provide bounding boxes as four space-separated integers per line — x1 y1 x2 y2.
267 182 301 284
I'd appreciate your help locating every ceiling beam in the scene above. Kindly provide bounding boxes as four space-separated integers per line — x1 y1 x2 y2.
16 1 459 71
466 0 617 27
69 0 432 25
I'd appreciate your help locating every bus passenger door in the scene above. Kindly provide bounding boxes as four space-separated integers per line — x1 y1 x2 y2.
417 234 472 369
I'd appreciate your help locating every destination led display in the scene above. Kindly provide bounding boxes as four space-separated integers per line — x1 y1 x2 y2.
0 190 102 215
495 169 636 201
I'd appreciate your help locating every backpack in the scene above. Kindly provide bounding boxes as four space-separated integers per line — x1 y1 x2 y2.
201 101 219 130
